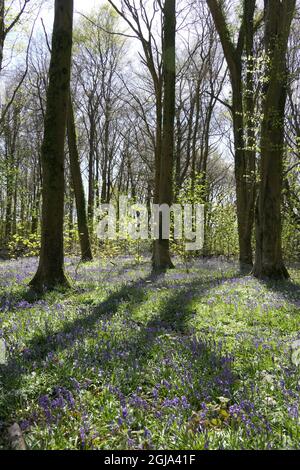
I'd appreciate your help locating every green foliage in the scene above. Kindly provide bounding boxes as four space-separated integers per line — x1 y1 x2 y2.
205 203 239 259
177 172 207 205
64 225 79 256
172 173 207 263
73 4 125 53
282 213 300 262
8 226 40 258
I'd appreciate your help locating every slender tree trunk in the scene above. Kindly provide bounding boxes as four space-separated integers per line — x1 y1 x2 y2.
95 148 100 210
179 95 195 187
67 95 93 261
68 187 74 249
152 0 176 271
87 107 95 228
31 188 40 234
0 0 5 73
4 167 13 243
153 92 163 205
253 0 295 280
30 0 73 291
151 81 163 264
100 158 107 203
191 78 201 195
3 106 19 245
101 101 111 204
174 106 182 199
12 164 18 236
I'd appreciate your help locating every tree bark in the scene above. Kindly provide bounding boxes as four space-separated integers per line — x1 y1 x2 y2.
206 0 256 269
67 95 93 262
243 0 256 267
152 0 176 271
30 0 73 291
0 0 4 73
253 0 295 280
87 105 95 229
3 103 20 245
174 104 182 198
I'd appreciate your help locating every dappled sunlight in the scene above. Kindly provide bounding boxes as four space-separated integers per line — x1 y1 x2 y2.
1 257 300 449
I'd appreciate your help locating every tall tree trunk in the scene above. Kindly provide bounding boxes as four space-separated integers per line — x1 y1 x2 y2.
30 0 73 291
12 163 18 236
101 101 111 204
0 0 5 73
153 91 163 205
4 167 13 243
191 77 201 195
100 159 107 204
174 105 182 199
207 0 256 269
233 81 254 268
151 72 163 264
31 187 40 234
253 0 295 280
67 95 93 261
87 107 95 229
243 0 256 267
152 0 176 271
68 186 74 250
3 105 19 245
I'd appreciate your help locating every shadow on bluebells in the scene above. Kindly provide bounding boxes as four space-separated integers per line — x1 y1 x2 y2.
0 257 150 312
1 269 241 440
0 282 76 314
0 273 159 413
106 275 236 401
0 288 46 313
262 277 300 309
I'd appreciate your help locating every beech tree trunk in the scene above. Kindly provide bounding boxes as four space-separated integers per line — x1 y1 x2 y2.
207 0 256 269
67 95 93 262
153 92 163 206
243 0 256 266
152 0 176 270
232 81 254 268
253 0 295 280
30 0 73 291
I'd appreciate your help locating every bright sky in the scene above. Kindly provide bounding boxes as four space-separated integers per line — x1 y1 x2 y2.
0 1 105 93
39 0 105 26
75 0 104 10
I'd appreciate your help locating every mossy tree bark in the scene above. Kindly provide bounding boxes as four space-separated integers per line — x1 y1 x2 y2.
207 0 256 269
253 0 295 280
30 0 73 291
152 0 176 271
67 95 93 262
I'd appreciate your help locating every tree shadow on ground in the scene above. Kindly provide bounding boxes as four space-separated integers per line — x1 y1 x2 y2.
1 267 242 446
262 277 300 308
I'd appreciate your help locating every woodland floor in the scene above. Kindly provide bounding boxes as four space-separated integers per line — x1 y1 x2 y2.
0 256 300 450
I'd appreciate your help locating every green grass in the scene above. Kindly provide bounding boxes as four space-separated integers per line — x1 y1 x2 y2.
0 257 300 449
